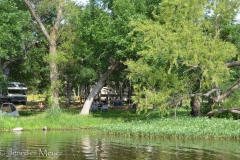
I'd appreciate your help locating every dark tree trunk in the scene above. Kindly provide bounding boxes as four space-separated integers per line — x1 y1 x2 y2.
190 96 201 117
65 82 71 108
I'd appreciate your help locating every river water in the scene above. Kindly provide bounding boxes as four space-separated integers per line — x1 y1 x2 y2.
0 130 239 160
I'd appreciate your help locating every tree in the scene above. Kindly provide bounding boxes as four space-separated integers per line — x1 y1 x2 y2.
0 0 30 79
23 0 78 108
77 0 162 115
125 0 240 116
75 1 121 114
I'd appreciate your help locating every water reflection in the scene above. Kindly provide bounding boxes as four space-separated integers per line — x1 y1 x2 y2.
0 130 239 160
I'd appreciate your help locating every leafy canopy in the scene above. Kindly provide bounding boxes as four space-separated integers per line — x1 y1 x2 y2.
126 0 238 113
0 0 30 60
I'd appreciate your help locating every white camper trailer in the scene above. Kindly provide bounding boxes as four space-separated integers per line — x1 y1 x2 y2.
0 82 27 105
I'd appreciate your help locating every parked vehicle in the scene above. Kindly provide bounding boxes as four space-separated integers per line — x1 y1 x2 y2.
0 103 19 117
0 82 27 105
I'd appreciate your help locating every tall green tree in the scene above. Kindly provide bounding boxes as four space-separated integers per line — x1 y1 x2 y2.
76 1 120 114
77 0 162 115
22 0 79 107
126 0 240 116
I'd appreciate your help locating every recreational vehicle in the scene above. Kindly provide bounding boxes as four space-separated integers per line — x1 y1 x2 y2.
0 82 27 105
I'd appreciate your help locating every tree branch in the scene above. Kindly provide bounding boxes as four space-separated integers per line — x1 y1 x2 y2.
23 0 51 41
181 64 199 75
170 88 220 105
0 58 18 71
215 79 240 103
171 79 240 106
170 61 240 106
182 61 240 74
54 2 63 30
226 61 240 67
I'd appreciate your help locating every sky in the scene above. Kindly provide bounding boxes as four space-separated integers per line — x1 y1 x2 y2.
73 0 89 5
236 14 240 22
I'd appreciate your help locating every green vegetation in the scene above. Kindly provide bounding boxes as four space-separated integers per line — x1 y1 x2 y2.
1 108 240 140
95 116 240 140
1 0 240 116
0 108 108 130
126 0 240 116
1 0 240 142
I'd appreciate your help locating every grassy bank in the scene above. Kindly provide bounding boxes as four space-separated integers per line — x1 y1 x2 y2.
0 108 113 130
0 107 240 140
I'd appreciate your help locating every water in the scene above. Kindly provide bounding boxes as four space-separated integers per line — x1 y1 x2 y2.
0 130 239 160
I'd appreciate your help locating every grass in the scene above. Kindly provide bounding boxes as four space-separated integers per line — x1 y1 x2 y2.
0 106 240 140
0 111 107 131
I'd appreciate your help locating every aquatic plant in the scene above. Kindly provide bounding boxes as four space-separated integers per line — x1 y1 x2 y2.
94 117 240 139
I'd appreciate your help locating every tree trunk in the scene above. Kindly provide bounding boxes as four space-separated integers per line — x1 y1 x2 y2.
190 96 201 117
49 39 60 108
65 81 71 108
80 62 119 115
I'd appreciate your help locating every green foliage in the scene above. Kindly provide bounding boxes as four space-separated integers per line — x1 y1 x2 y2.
15 0 81 94
95 116 240 139
0 109 110 130
221 24 240 58
205 0 240 31
73 0 164 88
221 89 240 109
1 108 240 139
0 0 30 59
45 107 63 121
44 51 69 64
126 0 238 113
